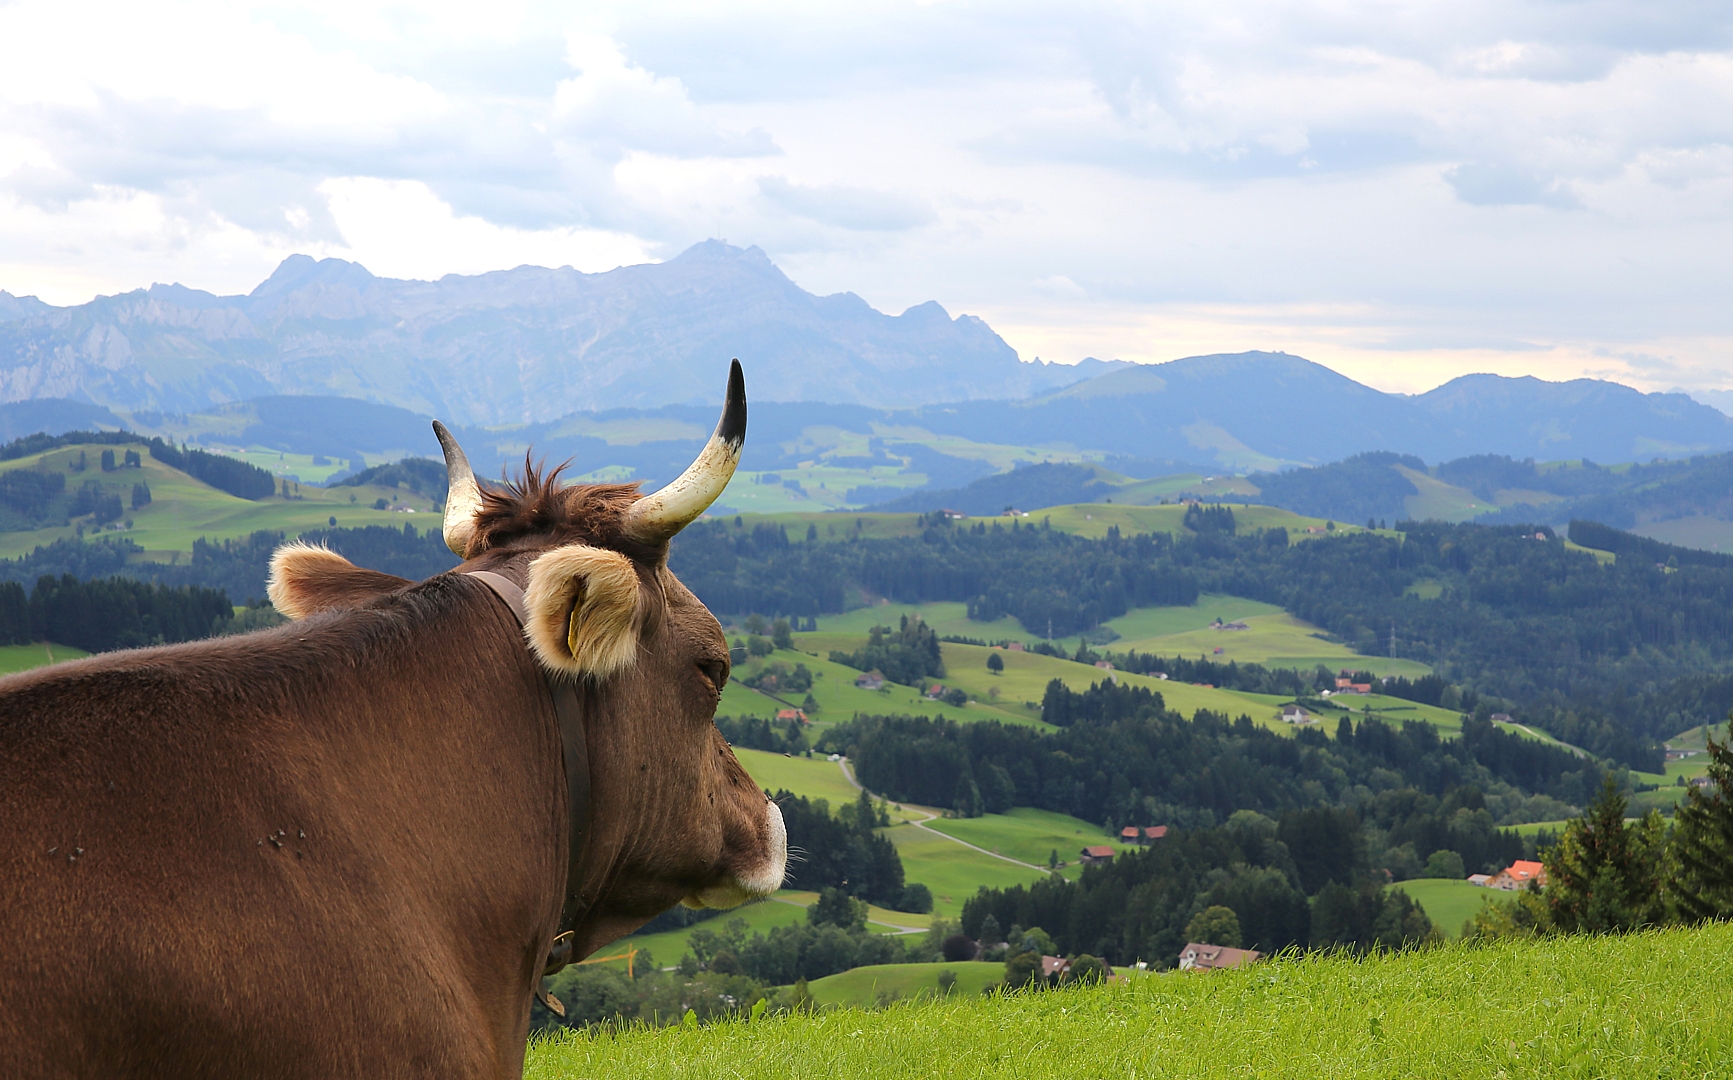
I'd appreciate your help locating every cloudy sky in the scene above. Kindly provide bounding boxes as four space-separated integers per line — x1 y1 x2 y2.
1 0 1730 395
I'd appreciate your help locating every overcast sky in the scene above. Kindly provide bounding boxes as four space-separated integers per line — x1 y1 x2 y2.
1 0 1730 395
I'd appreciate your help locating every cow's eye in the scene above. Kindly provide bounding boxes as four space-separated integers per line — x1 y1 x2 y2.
696 658 728 696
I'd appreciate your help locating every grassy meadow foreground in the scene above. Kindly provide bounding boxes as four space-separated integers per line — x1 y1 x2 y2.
528 922 1733 1080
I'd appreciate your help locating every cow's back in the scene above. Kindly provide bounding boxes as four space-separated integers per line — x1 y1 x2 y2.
0 593 566 1079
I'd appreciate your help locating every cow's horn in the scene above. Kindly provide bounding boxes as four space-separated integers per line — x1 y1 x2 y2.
622 359 746 543
433 420 484 557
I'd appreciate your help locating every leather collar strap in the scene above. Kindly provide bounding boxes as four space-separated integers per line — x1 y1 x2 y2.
465 570 592 975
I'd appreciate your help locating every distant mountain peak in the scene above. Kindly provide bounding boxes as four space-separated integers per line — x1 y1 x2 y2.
249 254 378 299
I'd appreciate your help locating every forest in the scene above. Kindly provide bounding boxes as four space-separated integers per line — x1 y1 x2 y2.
668 516 1733 763
959 809 1437 965
815 701 1581 860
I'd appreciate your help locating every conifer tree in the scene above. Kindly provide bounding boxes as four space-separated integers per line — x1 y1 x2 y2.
1545 774 1667 932
1670 718 1733 921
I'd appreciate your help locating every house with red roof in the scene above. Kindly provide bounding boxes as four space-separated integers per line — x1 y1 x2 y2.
1488 860 1547 891
1177 943 1261 971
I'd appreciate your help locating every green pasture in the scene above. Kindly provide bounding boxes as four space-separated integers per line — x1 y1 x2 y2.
0 641 89 674
721 503 1365 547
527 922 1733 1079
1114 611 1433 678
1395 878 1497 939
883 822 1051 917
1102 594 1283 642
1032 502 1363 541
734 748 865 810
803 961 1007 1007
776 890 932 933
923 808 1117 878
1630 515 1733 554
1564 539 1616 564
603 899 812 972
723 647 1037 728
1511 820 1568 838
0 442 439 560
1394 465 1490 523
220 446 355 484
801 601 1023 641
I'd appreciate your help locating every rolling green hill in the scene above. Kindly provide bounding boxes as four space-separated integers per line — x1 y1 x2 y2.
0 441 439 559
1395 878 1498 939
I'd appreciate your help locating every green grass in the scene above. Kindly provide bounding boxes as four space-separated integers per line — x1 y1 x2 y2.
1029 503 1366 541
801 602 1023 641
0 442 440 560
527 922 1733 1079
722 647 1037 728
882 822 1051 917
1395 878 1497 939
601 898 814 971
722 504 1368 546
0 642 89 674
1101 594 1283 640
803 961 1006 1007
1630 515 1733 554
1114 611 1432 678
734 748 865 809
1394 465 1493 523
923 808 1117 879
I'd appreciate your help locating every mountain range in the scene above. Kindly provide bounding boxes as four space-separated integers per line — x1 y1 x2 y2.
4 242 1729 471
0 242 1124 423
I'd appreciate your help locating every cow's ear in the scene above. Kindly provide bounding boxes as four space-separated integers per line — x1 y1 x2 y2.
268 542 411 620
523 544 646 678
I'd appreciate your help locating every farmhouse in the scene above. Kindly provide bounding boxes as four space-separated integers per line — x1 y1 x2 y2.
1120 826 1140 842
1280 704 1314 724
1177 943 1261 971
1079 845 1115 865
1488 860 1547 890
854 670 885 691
774 708 807 723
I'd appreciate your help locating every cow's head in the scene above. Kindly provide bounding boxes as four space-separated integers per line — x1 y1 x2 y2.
289 361 784 957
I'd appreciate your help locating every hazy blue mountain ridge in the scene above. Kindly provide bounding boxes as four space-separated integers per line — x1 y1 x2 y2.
0 243 1122 423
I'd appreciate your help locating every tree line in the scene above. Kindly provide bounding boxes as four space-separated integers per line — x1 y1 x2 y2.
959 807 1436 969
816 695 1587 870
0 574 233 652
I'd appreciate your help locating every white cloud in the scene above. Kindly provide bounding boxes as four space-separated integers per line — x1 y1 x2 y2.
0 0 1731 395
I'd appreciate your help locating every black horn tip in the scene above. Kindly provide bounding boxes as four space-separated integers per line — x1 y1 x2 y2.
717 359 747 448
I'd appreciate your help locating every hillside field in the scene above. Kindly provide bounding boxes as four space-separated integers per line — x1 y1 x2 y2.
922 807 1117 879
526 921 1733 1079
1395 878 1497 939
0 642 88 673
881 822 1051 917
0 441 438 560
803 961 1007 1007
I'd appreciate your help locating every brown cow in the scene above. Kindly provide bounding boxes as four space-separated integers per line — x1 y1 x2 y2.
0 361 784 1078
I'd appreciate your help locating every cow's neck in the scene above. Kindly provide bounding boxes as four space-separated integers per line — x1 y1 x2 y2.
463 570 592 973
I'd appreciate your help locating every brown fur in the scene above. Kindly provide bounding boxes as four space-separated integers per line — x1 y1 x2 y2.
268 542 411 619
463 459 663 565
0 464 783 1079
